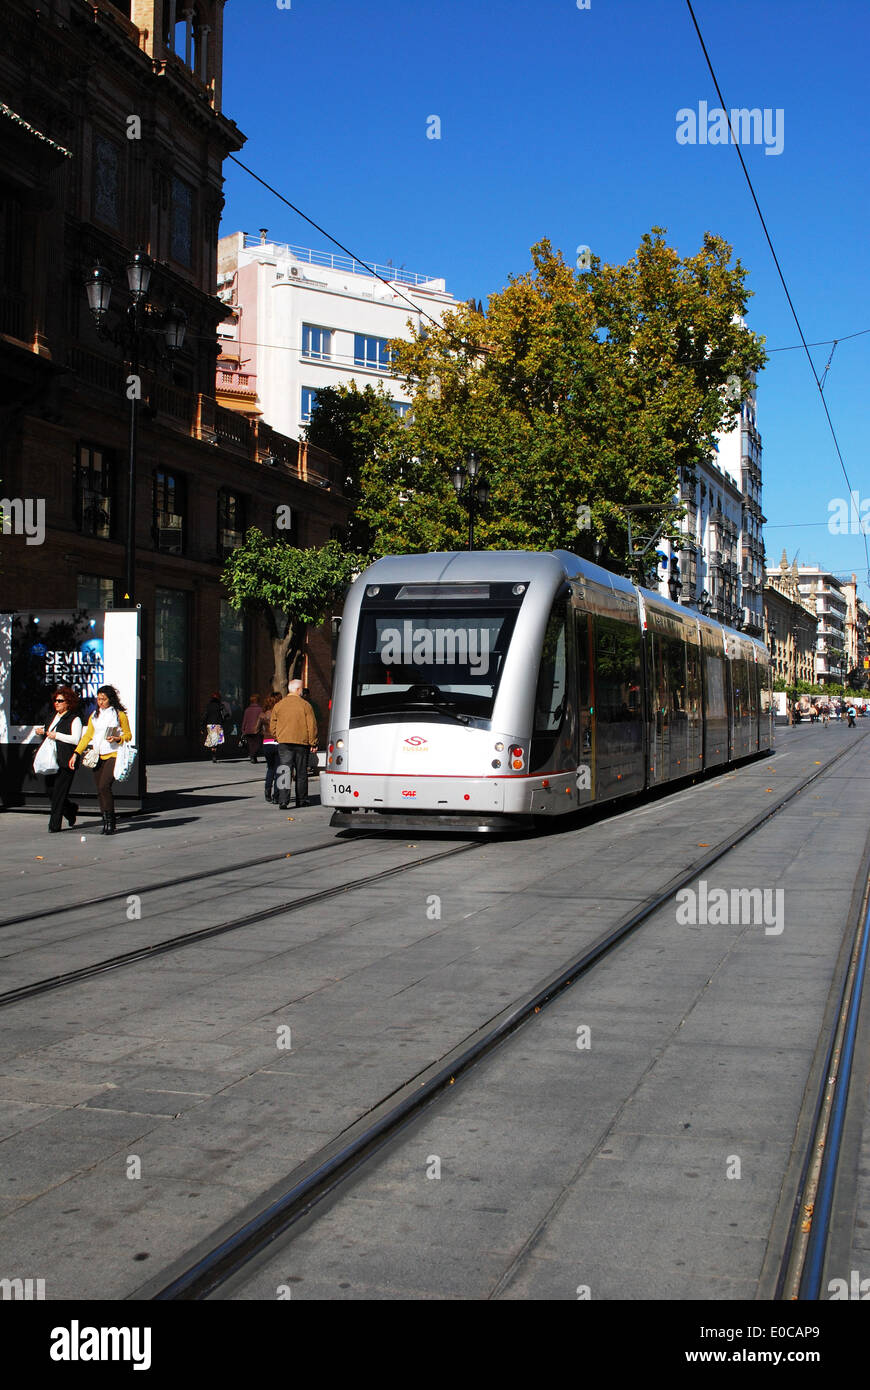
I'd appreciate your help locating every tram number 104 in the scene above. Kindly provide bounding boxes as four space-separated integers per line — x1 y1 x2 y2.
336 784 353 794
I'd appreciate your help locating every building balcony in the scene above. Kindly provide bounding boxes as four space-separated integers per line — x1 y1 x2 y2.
67 343 345 491
217 367 257 397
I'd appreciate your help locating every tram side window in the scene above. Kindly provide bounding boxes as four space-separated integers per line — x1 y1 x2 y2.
666 636 687 716
594 617 643 723
732 658 749 720
686 642 702 719
704 650 726 723
533 601 567 734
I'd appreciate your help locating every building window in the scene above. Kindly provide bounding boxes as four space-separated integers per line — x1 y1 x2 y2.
219 599 245 718
301 387 320 423
77 574 117 612
302 324 333 360
354 334 391 371
170 175 193 267
154 471 185 553
93 135 120 230
218 490 245 558
76 445 114 539
154 587 188 737
390 401 411 418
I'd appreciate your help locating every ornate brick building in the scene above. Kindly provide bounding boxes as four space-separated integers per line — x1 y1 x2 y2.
0 0 348 758
763 554 817 687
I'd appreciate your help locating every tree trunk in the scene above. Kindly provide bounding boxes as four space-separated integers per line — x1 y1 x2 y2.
271 633 293 695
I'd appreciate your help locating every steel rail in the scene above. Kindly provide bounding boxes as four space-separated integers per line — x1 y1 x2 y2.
143 737 864 1301
0 834 370 931
0 841 481 1010
776 865 870 1300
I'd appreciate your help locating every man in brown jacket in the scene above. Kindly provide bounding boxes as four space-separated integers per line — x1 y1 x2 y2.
271 679 318 808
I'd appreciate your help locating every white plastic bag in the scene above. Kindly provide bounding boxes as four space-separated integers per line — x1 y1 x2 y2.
113 742 138 782
33 738 59 775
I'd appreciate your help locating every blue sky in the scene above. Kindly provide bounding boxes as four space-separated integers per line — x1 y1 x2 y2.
220 0 869 599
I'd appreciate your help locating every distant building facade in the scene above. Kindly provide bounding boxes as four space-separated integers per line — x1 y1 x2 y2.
763 553 817 686
841 573 870 688
216 232 459 439
660 378 765 635
0 0 348 759
795 566 847 685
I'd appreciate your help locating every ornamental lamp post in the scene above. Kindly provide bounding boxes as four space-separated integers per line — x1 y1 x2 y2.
451 450 489 551
85 250 187 607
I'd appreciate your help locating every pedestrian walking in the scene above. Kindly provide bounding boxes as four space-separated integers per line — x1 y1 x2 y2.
34 685 82 833
820 702 830 728
259 693 280 802
201 692 225 763
241 693 264 762
847 703 857 727
69 683 132 835
271 679 318 809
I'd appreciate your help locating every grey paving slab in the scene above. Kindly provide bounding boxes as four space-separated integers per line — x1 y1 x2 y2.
0 1171 257 1300
0 1106 160 1200
2 732 869 1300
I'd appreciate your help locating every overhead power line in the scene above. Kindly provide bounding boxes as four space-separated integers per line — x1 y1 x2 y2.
685 0 870 587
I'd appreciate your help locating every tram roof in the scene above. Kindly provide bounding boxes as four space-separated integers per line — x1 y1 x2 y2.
358 550 636 595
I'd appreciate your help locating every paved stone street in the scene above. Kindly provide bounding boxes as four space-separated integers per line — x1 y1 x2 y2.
1 727 869 1301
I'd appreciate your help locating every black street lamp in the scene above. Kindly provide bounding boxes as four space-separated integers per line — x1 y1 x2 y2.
85 250 187 607
451 450 489 551
667 556 682 604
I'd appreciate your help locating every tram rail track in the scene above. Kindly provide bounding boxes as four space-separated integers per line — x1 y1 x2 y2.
0 839 482 1010
0 833 369 932
134 733 867 1300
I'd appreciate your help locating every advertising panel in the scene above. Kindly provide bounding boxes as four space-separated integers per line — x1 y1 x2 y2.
0 608 144 810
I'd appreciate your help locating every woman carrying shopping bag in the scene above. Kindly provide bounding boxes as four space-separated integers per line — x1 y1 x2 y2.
201 692 226 764
34 685 83 833
69 684 132 835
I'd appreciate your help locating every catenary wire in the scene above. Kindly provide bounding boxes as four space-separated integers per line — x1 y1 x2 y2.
685 0 870 588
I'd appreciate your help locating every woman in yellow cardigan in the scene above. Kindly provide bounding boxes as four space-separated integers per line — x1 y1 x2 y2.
69 684 132 835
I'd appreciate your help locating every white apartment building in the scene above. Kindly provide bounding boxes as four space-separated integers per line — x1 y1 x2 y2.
796 566 847 684
216 231 459 440
658 377 765 635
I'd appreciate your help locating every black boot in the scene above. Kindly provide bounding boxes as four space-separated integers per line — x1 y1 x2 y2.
105 812 116 835
100 813 110 835
66 803 78 828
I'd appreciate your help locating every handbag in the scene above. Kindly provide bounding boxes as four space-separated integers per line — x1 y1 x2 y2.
33 738 59 775
204 724 224 748
82 747 100 769
113 742 138 782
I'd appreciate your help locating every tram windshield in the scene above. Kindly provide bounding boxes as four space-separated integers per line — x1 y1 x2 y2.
352 604 520 719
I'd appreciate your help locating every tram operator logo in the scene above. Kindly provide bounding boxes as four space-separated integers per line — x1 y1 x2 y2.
379 622 490 676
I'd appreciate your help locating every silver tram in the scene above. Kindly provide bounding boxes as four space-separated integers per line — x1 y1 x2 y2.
322 550 774 831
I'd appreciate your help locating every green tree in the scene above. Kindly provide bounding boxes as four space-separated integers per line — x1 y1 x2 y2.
304 384 410 551
222 529 363 695
320 230 766 567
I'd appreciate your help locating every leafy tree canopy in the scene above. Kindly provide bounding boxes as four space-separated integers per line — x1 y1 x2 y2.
307 230 766 569
222 529 363 694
